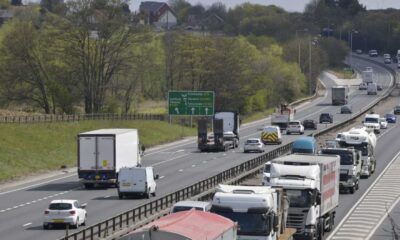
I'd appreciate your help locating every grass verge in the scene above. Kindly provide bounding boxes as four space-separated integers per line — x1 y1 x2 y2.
0 120 195 182
329 66 356 79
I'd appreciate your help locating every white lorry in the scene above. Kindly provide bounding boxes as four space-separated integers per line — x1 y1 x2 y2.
320 148 362 193
77 129 142 189
362 69 373 85
363 113 381 134
367 82 378 95
211 185 295 240
331 86 349 105
272 104 294 130
270 154 340 240
337 127 377 178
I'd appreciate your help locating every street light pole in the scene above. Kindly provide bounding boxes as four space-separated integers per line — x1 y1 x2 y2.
309 35 312 95
296 29 308 68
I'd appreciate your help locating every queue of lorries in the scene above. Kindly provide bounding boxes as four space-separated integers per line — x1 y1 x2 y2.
41 64 398 239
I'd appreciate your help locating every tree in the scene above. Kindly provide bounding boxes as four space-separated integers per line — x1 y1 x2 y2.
63 0 134 113
11 0 22 6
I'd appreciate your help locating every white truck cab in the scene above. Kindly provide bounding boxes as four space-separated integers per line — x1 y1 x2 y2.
211 184 290 240
117 167 158 199
338 128 377 178
363 114 381 134
367 83 377 95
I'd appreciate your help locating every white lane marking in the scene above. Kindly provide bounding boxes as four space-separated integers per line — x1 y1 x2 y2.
327 149 400 240
159 176 165 179
0 187 79 214
0 173 76 196
22 223 32 227
103 196 110 199
151 154 190 167
202 161 207 164
176 150 184 153
191 165 196 168
178 169 184 172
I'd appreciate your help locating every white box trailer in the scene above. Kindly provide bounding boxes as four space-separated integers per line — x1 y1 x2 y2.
78 129 141 188
270 154 339 240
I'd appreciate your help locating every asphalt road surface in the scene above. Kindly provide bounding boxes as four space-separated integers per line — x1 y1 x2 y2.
0 56 394 240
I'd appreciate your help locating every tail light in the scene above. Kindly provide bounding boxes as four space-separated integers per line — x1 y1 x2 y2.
69 210 76 215
44 210 49 214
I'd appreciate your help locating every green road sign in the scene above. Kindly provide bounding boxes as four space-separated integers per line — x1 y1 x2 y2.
168 91 215 116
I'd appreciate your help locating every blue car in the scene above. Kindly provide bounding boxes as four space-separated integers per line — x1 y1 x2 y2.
385 113 397 123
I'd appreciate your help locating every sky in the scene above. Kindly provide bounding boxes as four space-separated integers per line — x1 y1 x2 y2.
131 0 400 12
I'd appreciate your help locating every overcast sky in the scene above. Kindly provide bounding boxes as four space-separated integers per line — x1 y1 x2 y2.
131 0 400 12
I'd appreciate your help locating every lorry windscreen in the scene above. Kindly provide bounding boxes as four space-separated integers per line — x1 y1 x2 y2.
292 148 313 154
338 153 353 165
339 143 368 156
365 118 378 123
212 211 271 236
286 189 312 208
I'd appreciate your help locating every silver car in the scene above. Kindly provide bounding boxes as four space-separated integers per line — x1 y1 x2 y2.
244 138 264 153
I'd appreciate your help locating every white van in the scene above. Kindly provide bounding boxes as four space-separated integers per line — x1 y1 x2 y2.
117 167 158 199
260 126 282 144
170 201 211 213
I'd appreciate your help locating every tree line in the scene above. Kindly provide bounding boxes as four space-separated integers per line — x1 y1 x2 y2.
0 0 364 115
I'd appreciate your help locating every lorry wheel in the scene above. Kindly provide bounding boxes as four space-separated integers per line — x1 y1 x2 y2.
118 193 123 199
287 131 291 135
84 183 94 189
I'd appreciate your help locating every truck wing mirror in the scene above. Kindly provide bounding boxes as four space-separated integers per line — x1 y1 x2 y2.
154 174 159 180
273 215 279 233
141 145 146 153
316 193 321 205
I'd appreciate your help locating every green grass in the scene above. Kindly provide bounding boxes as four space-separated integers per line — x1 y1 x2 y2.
242 108 275 124
0 120 195 182
330 66 356 79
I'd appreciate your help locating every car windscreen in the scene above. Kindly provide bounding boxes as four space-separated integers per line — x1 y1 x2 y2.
365 118 378 123
246 139 259 144
49 203 72 210
289 122 300 125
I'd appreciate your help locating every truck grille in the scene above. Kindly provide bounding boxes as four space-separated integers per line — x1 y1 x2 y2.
287 213 306 234
340 173 348 181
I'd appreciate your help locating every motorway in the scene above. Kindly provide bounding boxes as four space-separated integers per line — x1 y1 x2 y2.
0 56 395 240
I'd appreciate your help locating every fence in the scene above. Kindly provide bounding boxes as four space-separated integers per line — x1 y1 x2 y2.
59 144 293 240
0 113 165 124
57 55 397 240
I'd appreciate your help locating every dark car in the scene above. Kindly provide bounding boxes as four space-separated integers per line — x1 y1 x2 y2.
385 113 397 123
394 106 400 115
340 105 352 114
302 119 318 130
319 113 333 123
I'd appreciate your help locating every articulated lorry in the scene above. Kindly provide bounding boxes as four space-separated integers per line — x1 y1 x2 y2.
337 127 377 178
77 129 142 189
198 111 239 152
331 86 349 105
211 185 295 240
272 104 294 130
362 69 374 85
320 147 362 193
270 154 340 240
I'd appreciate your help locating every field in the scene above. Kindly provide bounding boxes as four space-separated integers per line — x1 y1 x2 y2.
0 120 195 182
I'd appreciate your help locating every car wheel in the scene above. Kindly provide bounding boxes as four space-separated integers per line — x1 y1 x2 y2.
244 150 248 153
72 218 79 229
350 187 355 194
287 131 290 135
43 223 49 230
82 215 87 226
